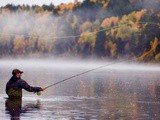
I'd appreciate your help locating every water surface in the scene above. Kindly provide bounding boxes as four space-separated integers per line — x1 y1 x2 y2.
0 60 160 120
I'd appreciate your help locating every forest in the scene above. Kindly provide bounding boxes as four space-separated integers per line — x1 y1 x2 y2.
0 0 160 62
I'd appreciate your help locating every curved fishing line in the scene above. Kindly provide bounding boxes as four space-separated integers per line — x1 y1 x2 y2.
43 20 159 90
0 23 130 39
44 57 138 90
0 21 159 40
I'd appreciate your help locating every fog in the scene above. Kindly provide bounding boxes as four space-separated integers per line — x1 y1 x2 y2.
0 11 58 37
0 0 159 58
1 0 157 38
0 59 160 72
0 0 158 39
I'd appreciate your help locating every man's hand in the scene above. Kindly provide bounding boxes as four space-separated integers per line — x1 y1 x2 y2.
40 87 46 91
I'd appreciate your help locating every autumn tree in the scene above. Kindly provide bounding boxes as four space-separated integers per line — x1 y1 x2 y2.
94 27 106 57
13 35 26 55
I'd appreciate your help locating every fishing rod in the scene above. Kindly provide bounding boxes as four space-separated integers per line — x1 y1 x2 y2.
36 50 156 96
37 58 137 95
43 58 137 90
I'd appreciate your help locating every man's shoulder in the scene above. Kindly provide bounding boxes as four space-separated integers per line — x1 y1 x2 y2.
16 79 26 83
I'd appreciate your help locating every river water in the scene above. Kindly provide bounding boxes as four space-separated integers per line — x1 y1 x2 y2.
0 59 160 120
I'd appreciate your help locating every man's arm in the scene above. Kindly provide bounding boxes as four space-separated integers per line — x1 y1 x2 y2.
19 80 42 92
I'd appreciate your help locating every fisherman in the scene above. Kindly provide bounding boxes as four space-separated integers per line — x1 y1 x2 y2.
6 69 45 99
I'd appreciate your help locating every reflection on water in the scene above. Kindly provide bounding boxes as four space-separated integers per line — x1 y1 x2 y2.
1 60 160 119
5 99 41 120
5 99 22 120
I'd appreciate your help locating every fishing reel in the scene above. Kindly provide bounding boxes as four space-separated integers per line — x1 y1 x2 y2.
37 91 41 96
34 91 41 96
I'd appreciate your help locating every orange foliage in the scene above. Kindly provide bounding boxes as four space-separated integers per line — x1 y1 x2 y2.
135 9 147 21
80 20 93 32
58 2 78 11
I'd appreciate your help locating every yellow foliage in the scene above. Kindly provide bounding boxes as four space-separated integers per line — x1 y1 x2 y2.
108 41 117 57
116 25 138 40
110 43 117 57
155 53 160 61
138 37 159 61
101 17 119 28
150 37 158 51
13 35 26 54
78 31 96 48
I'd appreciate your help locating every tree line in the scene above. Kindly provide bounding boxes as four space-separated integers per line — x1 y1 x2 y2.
0 0 160 62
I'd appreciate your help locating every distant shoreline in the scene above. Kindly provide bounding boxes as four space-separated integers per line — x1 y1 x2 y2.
0 0 84 7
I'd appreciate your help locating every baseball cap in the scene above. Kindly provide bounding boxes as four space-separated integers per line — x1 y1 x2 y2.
12 69 24 76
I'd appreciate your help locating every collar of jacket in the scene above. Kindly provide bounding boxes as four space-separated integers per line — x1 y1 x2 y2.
9 76 21 84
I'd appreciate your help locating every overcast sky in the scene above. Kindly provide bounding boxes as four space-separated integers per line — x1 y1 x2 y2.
0 0 84 7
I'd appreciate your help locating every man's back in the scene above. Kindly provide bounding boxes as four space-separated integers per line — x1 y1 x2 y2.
6 77 23 99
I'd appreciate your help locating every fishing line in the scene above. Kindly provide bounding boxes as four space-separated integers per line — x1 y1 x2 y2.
0 21 159 40
0 23 130 39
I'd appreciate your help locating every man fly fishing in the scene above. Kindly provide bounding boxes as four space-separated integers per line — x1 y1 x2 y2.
6 69 45 99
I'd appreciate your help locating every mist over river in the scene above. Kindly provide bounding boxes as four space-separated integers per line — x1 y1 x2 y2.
1 59 160 120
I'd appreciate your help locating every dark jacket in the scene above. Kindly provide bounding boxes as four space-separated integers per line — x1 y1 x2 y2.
6 76 41 99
